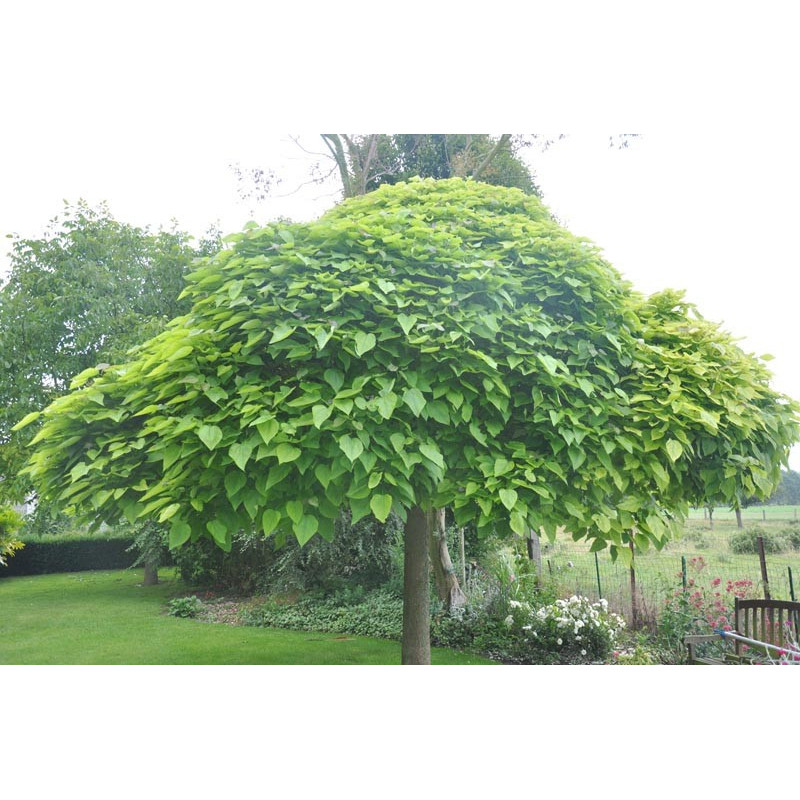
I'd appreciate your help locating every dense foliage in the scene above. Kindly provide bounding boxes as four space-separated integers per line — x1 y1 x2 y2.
0 202 219 502
0 505 24 566
21 179 798 570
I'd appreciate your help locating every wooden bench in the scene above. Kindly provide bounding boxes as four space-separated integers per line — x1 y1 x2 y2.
733 598 800 657
684 599 800 664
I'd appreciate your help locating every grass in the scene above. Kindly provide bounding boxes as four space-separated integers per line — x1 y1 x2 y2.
0 568 494 665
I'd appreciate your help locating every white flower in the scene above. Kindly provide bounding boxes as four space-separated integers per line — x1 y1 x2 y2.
509 600 522 609
504 614 514 628
581 649 587 656
557 638 563 646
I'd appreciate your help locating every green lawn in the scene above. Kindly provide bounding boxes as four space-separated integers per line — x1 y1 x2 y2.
0 569 493 665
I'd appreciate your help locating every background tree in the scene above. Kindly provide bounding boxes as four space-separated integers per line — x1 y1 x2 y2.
0 202 219 504
21 179 798 664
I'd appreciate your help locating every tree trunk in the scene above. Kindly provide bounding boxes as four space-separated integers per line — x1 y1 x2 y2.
526 530 542 576
402 506 432 665
429 508 467 612
708 506 714 530
735 507 743 529
143 559 158 586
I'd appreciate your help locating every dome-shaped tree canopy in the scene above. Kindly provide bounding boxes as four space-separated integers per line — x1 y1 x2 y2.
19 178 799 564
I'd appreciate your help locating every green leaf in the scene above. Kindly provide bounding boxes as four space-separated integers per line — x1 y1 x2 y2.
225 471 247 497
354 331 376 356
315 326 334 351
665 439 683 462
294 514 318 545
11 411 40 431
207 519 228 546
70 462 89 481
567 446 586 471
397 314 417 335
312 404 333 428
261 509 281 536
256 419 279 445
499 488 518 511
158 503 181 523
419 442 444 469
229 442 253 471
276 443 301 464
269 323 295 344
324 369 345 392
167 345 194 362
509 511 527 535
402 387 426 417
339 435 364 463
286 500 303 524
169 521 192 549
198 425 223 451
376 392 398 420
370 494 393 522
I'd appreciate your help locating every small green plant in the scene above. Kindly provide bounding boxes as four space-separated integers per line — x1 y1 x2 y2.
167 596 204 618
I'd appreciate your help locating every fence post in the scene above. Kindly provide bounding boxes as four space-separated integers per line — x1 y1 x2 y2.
757 535 771 600
681 555 687 590
594 551 602 599
762 509 766 522
629 540 639 630
789 566 796 602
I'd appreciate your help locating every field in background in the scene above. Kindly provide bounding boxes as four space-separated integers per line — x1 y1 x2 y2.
687 505 800 522
535 511 800 625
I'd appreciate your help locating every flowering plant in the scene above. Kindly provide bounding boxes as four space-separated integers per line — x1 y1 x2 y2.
658 555 758 661
494 595 625 663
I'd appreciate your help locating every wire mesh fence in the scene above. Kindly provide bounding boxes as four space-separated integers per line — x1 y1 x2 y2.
535 517 800 626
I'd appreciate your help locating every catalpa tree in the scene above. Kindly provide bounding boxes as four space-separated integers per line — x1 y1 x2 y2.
19 178 798 663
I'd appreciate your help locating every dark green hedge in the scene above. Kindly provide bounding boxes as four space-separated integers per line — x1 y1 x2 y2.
0 536 138 577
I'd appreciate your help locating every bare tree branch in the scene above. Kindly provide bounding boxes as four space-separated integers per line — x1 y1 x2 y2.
471 134 512 180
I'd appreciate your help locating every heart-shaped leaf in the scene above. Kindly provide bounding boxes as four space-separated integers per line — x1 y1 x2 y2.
370 493 393 523
169 521 192 548
339 435 364 463
499 488 518 511
198 425 223 451
261 509 281 536
354 331 376 357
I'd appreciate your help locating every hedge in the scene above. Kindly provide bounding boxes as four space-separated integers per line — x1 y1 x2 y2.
0 535 138 577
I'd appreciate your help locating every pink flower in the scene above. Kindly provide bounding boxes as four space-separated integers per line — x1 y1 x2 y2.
711 578 721 587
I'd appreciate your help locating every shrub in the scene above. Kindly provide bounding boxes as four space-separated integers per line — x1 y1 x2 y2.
0 531 137 577
433 594 625 664
241 588 404 641
172 529 276 593
730 526 788 554
780 521 800 550
167 596 204 618
266 512 403 594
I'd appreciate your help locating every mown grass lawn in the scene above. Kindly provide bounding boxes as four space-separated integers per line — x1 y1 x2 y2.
0 569 493 665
